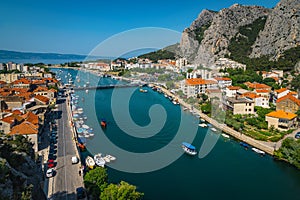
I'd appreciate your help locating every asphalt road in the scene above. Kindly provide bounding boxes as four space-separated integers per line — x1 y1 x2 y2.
48 97 83 199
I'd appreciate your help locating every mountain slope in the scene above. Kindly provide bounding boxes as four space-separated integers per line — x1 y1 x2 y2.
250 0 300 60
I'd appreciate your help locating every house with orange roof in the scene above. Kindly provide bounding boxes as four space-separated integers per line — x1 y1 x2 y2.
34 95 49 105
32 79 47 87
244 82 272 92
213 77 232 89
9 121 39 152
21 111 39 126
225 97 255 115
225 86 241 98
0 96 25 109
33 86 56 102
265 110 297 131
181 78 218 98
11 78 31 88
243 92 269 108
0 113 24 134
274 88 290 100
276 95 300 113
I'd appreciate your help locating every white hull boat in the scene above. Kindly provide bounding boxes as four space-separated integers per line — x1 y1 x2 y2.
221 133 230 138
252 148 265 156
85 156 95 169
94 154 106 167
198 123 207 128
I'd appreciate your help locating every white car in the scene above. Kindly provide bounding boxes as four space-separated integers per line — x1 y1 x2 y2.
72 156 79 164
46 168 55 178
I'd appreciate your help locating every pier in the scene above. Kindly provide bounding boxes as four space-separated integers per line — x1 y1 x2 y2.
73 83 146 91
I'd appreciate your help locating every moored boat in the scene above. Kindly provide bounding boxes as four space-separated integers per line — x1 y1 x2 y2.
221 133 230 138
100 119 107 128
252 147 265 156
139 89 148 93
106 155 116 161
240 142 251 149
198 123 207 128
182 142 197 156
103 155 111 163
85 156 95 169
211 127 217 132
94 154 106 167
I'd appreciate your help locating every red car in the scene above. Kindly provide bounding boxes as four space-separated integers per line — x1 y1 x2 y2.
48 162 55 168
48 159 54 163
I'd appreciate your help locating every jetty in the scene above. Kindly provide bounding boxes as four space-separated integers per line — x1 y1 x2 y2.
73 83 146 91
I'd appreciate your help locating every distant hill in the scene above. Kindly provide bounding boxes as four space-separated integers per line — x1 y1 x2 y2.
138 43 179 62
0 50 87 60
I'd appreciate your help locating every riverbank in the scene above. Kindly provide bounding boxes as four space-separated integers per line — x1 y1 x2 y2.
149 83 276 155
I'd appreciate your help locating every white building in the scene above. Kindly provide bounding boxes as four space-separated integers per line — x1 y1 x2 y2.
213 77 232 90
243 92 269 108
215 58 246 71
176 58 187 68
225 86 241 98
181 78 218 98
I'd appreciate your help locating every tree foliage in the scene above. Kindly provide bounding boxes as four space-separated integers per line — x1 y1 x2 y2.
275 137 300 169
100 181 143 200
84 167 108 198
138 49 175 63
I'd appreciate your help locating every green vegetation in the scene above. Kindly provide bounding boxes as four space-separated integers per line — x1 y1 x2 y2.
291 74 300 90
227 16 300 71
228 17 267 61
100 181 143 200
138 49 175 63
130 68 165 75
193 22 211 44
275 137 300 169
83 167 143 200
224 68 262 85
0 69 22 74
0 134 37 199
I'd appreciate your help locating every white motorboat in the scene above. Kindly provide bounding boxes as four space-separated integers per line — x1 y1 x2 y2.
106 155 116 161
94 154 105 167
211 128 217 132
103 155 111 163
198 123 207 128
200 118 206 122
182 142 197 156
221 133 230 138
252 148 265 156
85 156 95 169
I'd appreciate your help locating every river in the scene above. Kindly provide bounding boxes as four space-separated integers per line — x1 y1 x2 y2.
51 68 300 200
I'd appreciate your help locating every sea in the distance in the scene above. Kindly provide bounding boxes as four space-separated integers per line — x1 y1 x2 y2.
52 68 300 200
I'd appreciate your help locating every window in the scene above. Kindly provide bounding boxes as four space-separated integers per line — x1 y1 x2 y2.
249 109 251 112
249 103 252 106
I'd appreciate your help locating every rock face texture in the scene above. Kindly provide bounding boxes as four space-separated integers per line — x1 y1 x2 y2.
250 0 300 60
179 9 216 61
178 0 300 66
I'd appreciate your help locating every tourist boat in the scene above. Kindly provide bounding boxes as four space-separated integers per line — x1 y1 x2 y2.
198 123 207 128
139 89 148 93
182 142 197 156
100 119 107 128
94 153 106 167
240 142 251 149
221 133 230 138
211 127 217 132
85 156 95 169
106 155 116 161
103 155 111 163
252 148 265 156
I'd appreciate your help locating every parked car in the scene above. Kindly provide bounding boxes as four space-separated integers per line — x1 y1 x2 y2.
76 187 87 200
295 132 300 139
47 162 55 168
72 156 79 164
48 153 56 160
46 168 55 178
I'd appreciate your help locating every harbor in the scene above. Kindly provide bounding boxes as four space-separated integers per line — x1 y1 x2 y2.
52 68 300 200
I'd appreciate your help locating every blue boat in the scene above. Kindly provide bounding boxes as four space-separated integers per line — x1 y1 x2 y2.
182 142 197 155
240 142 251 149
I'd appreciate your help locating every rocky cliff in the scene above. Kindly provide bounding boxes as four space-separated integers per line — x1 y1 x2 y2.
178 0 300 67
250 0 300 60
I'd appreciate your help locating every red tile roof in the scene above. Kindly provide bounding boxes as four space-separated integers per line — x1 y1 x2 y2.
9 121 38 135
266 110 297 120
276 94 300 106
185 78 217 86
22 111 39 125
226 86 241 90
34 95 49 104
1 114 24 125
255 89 270 93
33 86 48 92
12 78 31 85
275 88 288 93
214 77 232 81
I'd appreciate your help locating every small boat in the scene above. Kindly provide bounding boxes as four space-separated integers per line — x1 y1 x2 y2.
89 133 95 137
94 154 106 167
139 89 148 93
211 128 217 132
221 133 230 138
85 89 89 94
252 148 265 156
182 142 197 156
106 155 116 161
77 142 86 151
100 119 107 128
85 156 95 169
198 123 207 128
200 118 206 122
240 142 251 149
103 155 111 163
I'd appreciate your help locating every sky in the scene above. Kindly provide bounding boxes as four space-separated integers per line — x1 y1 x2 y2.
0 0 279 56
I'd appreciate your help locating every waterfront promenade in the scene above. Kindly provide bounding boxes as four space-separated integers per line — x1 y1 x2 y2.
151 84 276 155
